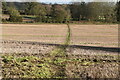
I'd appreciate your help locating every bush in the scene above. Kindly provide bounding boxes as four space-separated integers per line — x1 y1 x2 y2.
35 15 50 23
35 16 43 22
2 19 8 22
9 15 22 22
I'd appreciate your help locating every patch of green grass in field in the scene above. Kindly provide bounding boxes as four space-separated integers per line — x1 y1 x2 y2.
2 55 55 78
2 52 119 78
1 54 64 78
1 55 89 78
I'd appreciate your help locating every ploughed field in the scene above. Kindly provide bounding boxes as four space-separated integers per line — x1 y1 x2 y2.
1 24 119 78
70 24 118 47
1 40 119 78
2 24 118 47
2 24 68 44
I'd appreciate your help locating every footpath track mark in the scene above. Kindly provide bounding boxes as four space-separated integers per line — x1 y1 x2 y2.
49 24 71 78
65 24 71 46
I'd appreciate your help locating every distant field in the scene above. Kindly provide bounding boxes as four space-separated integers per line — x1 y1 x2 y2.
2 24 68 44
1 24 118 47
70 24 118 47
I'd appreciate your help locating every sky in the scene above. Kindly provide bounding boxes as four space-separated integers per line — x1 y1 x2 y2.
38 0 90 4
3 0 119 3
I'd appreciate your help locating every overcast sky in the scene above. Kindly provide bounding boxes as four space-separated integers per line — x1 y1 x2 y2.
38 0 89 4
3 0 119 3
38 0 118 4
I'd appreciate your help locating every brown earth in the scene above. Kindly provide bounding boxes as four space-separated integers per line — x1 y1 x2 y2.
1 24 119 78
2 24 67 44
1 40 119 78
70 24 118 47
1 24 118 47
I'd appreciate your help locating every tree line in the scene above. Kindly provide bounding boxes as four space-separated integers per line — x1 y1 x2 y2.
2 2 120 23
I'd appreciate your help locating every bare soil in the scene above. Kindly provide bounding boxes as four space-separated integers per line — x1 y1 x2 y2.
1 40 119 78
2 24 67 44
1 24 119 78
2 24 118 47
70 24 118 47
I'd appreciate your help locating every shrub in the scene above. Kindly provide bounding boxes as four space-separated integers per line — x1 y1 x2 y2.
9 15 22 22
35 16 43 22
7 6 22 22
2 19 8 22
35 15 48 23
